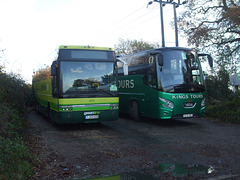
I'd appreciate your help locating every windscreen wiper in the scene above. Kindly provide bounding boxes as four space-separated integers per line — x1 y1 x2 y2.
98 88 114 96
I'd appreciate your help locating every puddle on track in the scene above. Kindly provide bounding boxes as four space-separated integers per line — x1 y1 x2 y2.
156 163 212 178
73 172 157 180
72 163 212 180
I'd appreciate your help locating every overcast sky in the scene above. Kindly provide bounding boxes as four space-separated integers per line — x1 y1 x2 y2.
0 0 186 83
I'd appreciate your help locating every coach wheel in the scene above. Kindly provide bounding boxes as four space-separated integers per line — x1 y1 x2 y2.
47 104 51 120
131 101 141 121
48 103 54 125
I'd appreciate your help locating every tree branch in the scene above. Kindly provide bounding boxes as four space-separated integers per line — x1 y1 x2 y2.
198 5 224 14
223 0 228 11
211 38 240 46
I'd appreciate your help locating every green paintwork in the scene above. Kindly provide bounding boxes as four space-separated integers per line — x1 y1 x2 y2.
33 45 118 124
59 45 114 51
33 78 119 124
51 109 119 124
118 47 207 120
118 75 205 120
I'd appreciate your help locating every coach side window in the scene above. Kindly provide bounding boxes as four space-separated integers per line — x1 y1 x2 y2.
145 65 157 89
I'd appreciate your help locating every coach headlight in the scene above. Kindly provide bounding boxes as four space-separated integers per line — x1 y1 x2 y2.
159 97 174 109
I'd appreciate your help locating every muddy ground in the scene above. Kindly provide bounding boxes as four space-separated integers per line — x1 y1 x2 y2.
28 112 240 179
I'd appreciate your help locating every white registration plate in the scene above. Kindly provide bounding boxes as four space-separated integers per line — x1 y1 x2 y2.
85 115 99 119
183 114 194 118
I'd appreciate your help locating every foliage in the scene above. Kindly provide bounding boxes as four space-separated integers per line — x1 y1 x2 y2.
178 0 240 124
0 71 32 115
0 65 3 72
114 38 160 55
178 0 240 73
0 103 34 179
0 69 34 179
205 65 231 101
0 49 5 71
32 66 51 82
0 104 23 137
0 137 34 179
205 67 240 124
206 95 240 124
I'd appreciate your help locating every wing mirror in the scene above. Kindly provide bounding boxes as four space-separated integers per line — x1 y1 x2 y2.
51 61 57 76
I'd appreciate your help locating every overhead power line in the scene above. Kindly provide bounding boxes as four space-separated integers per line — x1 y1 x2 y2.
96 6 173 44
114 6 146 25
148 0 187 47
93 5 162 42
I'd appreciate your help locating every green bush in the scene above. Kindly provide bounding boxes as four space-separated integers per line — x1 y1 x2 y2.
206 97 240 124
0 137 34 179
0 70 35 179
204 66 240 124
0 103 34 179
0 103 27 137
0 72 32 115
205 66 231 102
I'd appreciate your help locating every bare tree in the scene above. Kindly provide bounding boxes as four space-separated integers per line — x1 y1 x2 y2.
178 0 240 73
114 38 160 55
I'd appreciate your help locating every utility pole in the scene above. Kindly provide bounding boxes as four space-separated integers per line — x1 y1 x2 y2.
173 2 179 46
148 0 187 47
159 0 165 47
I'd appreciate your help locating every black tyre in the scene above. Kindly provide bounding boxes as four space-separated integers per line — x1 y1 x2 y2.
131 101 141 121
48 104 55 125
47 104 51 121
